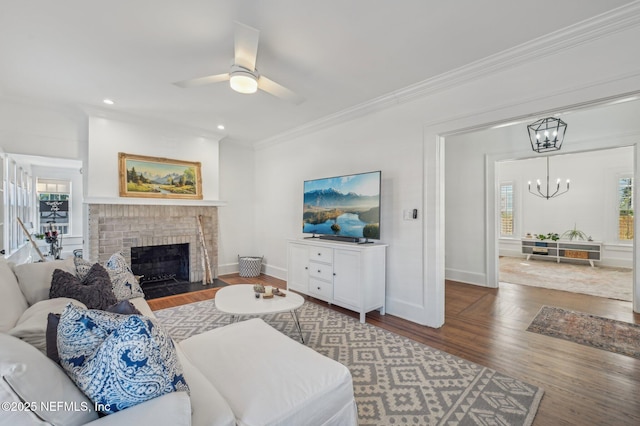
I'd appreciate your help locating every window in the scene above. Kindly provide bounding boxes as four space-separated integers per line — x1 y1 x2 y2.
500 183 514 237
3 159 35 254
618 176 633 241
37 179 71 235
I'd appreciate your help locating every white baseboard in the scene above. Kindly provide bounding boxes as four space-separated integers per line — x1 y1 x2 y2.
384 297 444 328
598 259 633 268
264 264 287 281
217 262 238 276
499 248 522 258
445 268 489 287
217 262 288 281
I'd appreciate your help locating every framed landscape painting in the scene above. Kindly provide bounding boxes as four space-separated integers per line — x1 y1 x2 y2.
119 153 203 199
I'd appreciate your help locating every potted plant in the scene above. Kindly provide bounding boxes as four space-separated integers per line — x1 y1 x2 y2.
561 224 587 241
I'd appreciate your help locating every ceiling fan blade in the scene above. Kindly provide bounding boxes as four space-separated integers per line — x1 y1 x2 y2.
173 73 229 88
234 22 260 71
258 76 304 105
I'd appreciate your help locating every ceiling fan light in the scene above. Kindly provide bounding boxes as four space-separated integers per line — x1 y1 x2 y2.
230 72 258 94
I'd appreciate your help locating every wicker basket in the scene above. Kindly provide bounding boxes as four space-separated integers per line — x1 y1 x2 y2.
238 255 263 277
565 250 588 259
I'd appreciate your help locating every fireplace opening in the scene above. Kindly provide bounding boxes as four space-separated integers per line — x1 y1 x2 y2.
131 243 190 286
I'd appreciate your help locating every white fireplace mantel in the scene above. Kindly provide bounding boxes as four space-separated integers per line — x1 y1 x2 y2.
84 197 227 207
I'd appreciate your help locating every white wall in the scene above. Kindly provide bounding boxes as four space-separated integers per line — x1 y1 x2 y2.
253 108 425 303
497 147 634 267
86 114 221 201
217 140 257 274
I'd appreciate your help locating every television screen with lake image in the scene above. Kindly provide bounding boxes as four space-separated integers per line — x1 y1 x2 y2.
303 171 381 239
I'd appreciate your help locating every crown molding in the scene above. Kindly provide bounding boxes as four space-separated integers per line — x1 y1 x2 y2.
422 74 640 137
254 1 640 150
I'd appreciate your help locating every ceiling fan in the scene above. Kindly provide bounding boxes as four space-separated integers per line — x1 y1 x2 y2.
174 22 304 104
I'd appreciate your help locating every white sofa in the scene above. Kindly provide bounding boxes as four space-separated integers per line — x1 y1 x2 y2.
0 258 358 426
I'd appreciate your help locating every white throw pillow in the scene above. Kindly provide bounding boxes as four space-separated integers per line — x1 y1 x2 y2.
0 333 99 426
12 258 76 305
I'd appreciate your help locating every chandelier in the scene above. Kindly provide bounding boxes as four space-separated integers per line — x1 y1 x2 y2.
528 156 570 200
527 117 567 153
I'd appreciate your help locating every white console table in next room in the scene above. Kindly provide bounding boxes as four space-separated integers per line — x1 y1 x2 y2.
521 238 602 267
286 238 387 323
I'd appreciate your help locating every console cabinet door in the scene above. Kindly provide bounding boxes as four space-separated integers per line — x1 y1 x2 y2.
333 249 361 309
287 243 309 293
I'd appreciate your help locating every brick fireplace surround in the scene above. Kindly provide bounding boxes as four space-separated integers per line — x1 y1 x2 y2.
86 204 218 283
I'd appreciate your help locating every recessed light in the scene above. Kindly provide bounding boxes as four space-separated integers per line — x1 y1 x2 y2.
103 99 115 105
217 124 225 130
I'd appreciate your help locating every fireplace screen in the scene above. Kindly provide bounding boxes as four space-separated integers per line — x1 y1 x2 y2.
130 243 190 285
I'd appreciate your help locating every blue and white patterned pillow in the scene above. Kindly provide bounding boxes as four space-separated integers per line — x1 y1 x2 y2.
57 304 189 414
104 253 145 301
74 256 94 281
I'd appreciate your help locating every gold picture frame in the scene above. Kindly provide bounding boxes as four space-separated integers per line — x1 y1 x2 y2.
119 153 203 199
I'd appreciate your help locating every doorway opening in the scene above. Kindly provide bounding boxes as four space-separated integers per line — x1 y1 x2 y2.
495 146 634 301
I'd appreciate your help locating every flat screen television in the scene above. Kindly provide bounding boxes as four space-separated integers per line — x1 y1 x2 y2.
303 171 381 240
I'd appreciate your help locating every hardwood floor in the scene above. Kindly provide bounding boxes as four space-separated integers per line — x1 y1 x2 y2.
149 274 640 425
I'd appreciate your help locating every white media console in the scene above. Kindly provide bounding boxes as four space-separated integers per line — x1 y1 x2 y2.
521 238 601 267
287 238 387 323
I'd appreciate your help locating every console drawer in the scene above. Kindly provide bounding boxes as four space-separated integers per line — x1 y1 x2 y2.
309 278 333 301
309 247 333 264
308 261 333 281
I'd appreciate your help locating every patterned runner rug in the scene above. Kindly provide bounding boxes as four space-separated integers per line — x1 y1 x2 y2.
156 300 543 426
527 305 640 359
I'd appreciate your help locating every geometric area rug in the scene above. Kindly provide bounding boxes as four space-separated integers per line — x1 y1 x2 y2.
527 305 640 360
155 300 544 425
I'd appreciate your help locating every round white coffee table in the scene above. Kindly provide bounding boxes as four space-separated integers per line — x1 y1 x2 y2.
215 284 306 343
